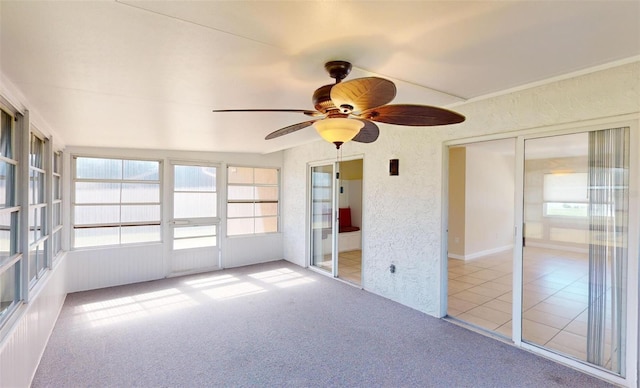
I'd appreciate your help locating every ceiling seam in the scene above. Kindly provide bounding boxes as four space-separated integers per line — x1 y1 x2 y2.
114 0 283 51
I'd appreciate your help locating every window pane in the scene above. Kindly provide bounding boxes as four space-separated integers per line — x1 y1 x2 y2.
0 110 13 159
122 183 159 203
121 225 161 244
255 217 278 233
544 202 589 217
228 185 254 201
53 175 61 200
255 168 277 185
228 203 254 218
123 160 159 181
121 205 160 223
75 182 120 204
29 207 45 244
0 212 11 260
53 202 61 227
0 263 17 318
30 135 44 169
255 186 278 201
74 157 162 248
76 157 122 180
53 230 62 256
543 172 588 202
227 218 254 236
173 225 217 250
255 203 278 217
29 241 46 284
74 227 119 248
29 170 44 205
174 192 216 218
174 165 216 192
174 225 216 239
228 167 253 184
0 161 15 208
74 205 120 225
53 152 61 174
173 236 217 250
29 240 47 281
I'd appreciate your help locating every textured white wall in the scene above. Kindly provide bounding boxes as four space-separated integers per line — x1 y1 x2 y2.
283 61 640 316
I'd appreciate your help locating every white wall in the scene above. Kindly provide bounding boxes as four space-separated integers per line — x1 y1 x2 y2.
0 255 67 388
283 61 640 317
464 146 515 258
65 146 284 292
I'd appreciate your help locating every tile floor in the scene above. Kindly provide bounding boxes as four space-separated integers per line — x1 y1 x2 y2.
315 250 362 286
448 246 616 367
337 250 362 285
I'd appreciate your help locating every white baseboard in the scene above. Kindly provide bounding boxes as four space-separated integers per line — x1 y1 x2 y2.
449 244 513 261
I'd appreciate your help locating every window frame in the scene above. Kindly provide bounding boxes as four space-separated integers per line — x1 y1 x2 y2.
51 150 63 258
71 155 163 249
0 105 21 324
226 166 280 236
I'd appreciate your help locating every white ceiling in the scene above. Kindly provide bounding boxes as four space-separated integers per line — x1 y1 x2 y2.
1 1 638 154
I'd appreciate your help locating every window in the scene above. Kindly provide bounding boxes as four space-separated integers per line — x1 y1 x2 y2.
52 151 63 257
543 172 588 217
29 133 47 284
172 164 218 250
227 166 279 235
0 108 19 322
73 157 161 248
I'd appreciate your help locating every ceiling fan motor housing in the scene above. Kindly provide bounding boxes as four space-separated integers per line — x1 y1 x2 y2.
312 84 337 113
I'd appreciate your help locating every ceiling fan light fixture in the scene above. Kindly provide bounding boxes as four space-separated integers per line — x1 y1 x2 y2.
313 118 364 149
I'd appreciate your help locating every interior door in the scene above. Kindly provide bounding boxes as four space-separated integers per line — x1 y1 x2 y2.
169 162 220 275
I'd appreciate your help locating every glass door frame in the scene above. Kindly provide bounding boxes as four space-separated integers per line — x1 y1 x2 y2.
307 161 338 278
166 159 221 276
307 155 365 281
442 115 639 386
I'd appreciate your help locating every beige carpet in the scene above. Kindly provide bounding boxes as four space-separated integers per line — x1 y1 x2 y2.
32 260 612 387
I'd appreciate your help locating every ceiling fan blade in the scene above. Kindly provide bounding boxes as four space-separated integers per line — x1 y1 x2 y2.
265 120 317 140
352 120 379 143
359 104 465 126
330 77 396 113
212 109 322 117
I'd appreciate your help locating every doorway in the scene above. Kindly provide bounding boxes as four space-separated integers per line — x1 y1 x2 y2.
309 158 363 286
446 138 516 336
168 162 220 275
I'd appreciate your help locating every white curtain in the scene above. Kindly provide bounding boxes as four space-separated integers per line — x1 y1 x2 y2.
586 127 629 374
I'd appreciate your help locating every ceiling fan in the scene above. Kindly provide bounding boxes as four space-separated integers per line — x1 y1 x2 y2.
212 61 465 149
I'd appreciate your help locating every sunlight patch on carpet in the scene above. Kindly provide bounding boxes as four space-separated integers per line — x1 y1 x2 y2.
249 268 316 288
77 288 199 327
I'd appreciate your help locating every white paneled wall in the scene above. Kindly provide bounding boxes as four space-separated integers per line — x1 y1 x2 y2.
225 234 283 268
67 244 165 292
0 255 67 388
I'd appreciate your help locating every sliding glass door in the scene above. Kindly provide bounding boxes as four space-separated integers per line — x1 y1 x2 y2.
521 128 629 375
310 164 335 274
446 123 636 383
